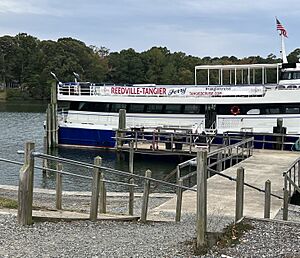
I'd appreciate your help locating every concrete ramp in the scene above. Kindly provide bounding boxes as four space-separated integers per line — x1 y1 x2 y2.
150 150 300 223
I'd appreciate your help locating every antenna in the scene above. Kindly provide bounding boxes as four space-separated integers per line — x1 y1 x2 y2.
50 72 61 83
73 72 80 83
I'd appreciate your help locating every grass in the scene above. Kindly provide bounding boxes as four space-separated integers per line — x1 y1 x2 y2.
190 221 255 256
0 197 18 209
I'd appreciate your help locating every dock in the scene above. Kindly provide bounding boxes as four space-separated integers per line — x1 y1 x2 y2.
149 149 300 223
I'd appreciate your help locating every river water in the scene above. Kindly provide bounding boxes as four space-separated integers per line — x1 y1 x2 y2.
0 102 179 192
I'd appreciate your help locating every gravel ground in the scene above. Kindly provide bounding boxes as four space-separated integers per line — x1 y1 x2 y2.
1 187 300 257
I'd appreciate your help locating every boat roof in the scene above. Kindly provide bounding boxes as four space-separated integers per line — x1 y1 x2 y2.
195 63 281 70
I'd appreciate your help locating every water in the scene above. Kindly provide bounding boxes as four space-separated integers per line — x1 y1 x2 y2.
0 102 180 192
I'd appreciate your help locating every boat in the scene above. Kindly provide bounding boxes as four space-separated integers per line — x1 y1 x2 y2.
56 20 300 150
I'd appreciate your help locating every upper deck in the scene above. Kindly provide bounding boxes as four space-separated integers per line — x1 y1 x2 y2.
57 63 300 104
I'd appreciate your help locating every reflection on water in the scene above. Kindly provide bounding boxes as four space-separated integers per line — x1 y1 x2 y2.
0 102 182 192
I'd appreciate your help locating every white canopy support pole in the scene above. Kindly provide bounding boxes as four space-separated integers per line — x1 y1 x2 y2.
276 65 279 84
248 67 250 85
229 70 232 84
208 69 210 85
265 68 268 84
220 68 223 85
262 67 265 84
195 67 197 85
253 69 255 84
234 68 237 85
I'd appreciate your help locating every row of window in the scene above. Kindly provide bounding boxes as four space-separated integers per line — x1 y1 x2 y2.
64 102 300 115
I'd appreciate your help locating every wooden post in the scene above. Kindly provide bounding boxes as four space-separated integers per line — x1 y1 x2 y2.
117 109 126 148
128 141 134 215
90 156 102 221
217 152 222 172
18 142 35 226
283 189 289 221
56 163 63 210
129 178 134 216
42 135 48 175
235 167 244 222
298 160 300 188
140 169 152 223
175 179 183 222
196 149 207 249
99 172 107 214
264 180 271 219
129 141 134 173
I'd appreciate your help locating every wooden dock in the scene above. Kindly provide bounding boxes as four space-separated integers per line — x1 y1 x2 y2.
149 149 300 222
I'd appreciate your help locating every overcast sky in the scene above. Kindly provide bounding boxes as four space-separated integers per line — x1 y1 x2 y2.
0 0 298 58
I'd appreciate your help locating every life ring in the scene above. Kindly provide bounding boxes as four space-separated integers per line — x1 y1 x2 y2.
231 106 240 115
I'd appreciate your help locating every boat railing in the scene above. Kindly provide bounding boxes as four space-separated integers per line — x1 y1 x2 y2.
222 130 300 151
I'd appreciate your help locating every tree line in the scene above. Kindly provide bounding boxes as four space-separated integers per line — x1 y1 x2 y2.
0 33 299 100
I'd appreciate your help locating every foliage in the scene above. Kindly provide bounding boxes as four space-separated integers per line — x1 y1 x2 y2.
0 33 296 100
0 197 18 209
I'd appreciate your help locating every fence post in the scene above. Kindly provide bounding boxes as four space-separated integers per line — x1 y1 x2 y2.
129 178 134 215
140 169 152 223
298 160 300 188
175 179 183 222
18 141 35 226
235 167 244 222
264 180 271 219
283 189 289 221
129 141 134 173
90 156 102 221
99 172 107 214
56 163 63 210
196 148 207 249
217 152 222 172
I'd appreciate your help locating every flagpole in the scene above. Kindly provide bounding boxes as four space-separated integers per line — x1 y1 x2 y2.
280 33 288 63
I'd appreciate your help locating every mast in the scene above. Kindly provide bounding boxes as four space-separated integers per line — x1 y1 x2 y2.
280 33 288 64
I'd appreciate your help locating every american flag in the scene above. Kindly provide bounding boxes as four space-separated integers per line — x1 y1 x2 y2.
276 18 288 37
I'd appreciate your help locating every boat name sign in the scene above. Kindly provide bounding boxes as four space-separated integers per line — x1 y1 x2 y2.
95 85 265 97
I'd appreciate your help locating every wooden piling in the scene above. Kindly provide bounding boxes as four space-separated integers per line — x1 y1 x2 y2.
196 149 207 249
18 142 35 226
117 109 126 148
140 169 152 223
217 152 222 172
46 82 58 149
56 163 63 210
129 141 134 173
175 179 183 222
90 156 101 221
235 167 244 222
264 180 271 219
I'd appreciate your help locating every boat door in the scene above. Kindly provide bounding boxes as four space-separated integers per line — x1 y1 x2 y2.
205 104 216 129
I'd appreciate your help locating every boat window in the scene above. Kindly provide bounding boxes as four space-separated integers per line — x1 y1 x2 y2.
285 107 300 114
266 108 280 114
111 103 127 112
128 104 145 113
146 104 163 113
165 105 182 114
293 72 300 79
281 72 292 80
247 109 260 115
184 104 201 114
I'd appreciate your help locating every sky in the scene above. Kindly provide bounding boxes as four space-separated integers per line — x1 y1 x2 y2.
0 0 298 58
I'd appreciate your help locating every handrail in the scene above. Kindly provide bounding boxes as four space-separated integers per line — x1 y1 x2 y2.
31 152 197 192
0 157 137 187
208 168 282 199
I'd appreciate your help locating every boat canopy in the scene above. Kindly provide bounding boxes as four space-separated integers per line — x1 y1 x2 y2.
194 63 281 86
